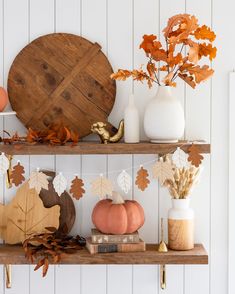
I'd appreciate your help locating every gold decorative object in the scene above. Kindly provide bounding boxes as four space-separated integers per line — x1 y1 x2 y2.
160 264 166 290
158 218 168 253
91 119 124 144
6 155 13 189
5 264 11 288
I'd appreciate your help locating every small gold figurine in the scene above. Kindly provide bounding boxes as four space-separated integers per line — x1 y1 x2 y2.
158 218 168 253
91 120 124 144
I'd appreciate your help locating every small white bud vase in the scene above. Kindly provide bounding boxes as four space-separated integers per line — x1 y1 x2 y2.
124 94 140 143
168 198 194 251
144 86 185 143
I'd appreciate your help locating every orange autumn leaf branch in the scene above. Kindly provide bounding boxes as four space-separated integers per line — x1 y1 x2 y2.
111 14 217 89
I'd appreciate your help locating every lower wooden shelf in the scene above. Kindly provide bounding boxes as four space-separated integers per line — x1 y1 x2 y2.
0 244 208 265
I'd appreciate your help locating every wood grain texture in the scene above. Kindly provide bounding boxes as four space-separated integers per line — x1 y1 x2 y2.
168 219 194 251
0 181 60 244
0 244 208 264
7 33 116 138
0 142 210 155
39 171 75 234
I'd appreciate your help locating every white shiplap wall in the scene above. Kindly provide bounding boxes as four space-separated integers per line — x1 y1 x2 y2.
0 0 231 293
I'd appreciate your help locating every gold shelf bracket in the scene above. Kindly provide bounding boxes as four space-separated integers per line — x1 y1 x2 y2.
6 155 13 189
160 264 166 290
5 264 12 289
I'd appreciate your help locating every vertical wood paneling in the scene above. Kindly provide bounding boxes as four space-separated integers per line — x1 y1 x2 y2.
212 0 230 293
55 0 81 34
29 156 55 294
132 2 159 291
108 0 132 127
55 155 81 294
30 0 55 39
184 2 212 293
159 1 185 293
3 0 28 135
81 155 107 294
4 156 30 294
228 72 235 294
107 154 133 294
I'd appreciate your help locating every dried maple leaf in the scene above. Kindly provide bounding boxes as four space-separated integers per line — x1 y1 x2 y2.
188 144 204 167
135 166 150 191
69 176 85 200
152 159 174 185
10 162 25 187
194 25 216 42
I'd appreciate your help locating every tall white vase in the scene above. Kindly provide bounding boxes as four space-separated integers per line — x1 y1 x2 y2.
144 86 185 143
124 94 140 143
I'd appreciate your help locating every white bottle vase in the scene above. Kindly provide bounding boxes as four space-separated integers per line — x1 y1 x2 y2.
168 198 194 251
144 86 185 143
124 94 140 143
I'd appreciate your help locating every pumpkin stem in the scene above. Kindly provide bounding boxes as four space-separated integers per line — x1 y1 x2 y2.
112 191 125 204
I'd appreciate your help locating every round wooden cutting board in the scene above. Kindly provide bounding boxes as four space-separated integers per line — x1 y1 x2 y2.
7 33 116 138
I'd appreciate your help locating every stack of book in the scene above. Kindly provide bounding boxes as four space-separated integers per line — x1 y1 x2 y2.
86 228 146 254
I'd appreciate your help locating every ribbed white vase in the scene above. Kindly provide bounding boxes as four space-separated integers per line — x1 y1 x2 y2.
144 86 185 143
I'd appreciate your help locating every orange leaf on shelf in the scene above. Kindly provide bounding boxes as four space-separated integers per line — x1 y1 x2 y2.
69 176 85 200
188 144 204 167
135 166 150 191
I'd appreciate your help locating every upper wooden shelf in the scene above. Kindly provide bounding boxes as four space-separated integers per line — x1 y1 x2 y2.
0 244 208 265
0 141 210 155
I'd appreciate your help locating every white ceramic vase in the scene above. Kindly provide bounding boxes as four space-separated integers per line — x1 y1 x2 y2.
144 86 185 143
168 198 194 250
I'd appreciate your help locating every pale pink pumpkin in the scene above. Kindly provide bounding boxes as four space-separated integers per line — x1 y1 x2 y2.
0 87 8 112
92 192 145 234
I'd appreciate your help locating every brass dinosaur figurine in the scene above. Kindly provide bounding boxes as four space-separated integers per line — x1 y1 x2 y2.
91 120 124 144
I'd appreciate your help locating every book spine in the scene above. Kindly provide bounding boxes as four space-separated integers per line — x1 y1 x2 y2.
91 234 139 244
87 241 145 254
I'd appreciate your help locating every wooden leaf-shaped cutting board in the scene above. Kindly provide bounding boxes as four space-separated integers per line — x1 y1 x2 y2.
0 181 60 244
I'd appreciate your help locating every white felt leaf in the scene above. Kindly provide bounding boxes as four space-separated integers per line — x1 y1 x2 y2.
152 160 174 185
172 147 189 168
29 171 49 194
0 153 9 175
91 176 113 199
53 172 67 196
117 170 132 194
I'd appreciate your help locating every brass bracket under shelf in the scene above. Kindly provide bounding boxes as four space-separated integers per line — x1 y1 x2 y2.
5 264 11 288
160 264 166 290
6 155 13 189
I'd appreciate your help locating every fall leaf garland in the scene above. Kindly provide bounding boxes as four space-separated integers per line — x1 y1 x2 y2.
10 161 25 187
111 13 216 88
135 166 150 191
70 176 85 200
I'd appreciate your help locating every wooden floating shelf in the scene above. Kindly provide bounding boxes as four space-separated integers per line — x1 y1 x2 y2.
0 141 210 155
0 244 208 265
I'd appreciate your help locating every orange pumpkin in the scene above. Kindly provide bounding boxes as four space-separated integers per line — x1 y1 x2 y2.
92 192 145 234
0 87 8 112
